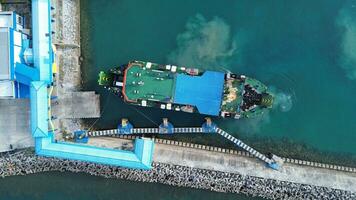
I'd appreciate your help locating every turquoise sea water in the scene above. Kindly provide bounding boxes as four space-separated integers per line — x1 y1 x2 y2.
82 0 356 198
81 0 356 162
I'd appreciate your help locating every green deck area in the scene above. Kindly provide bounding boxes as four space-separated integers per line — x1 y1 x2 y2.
245 77 268 92
124 65 175 102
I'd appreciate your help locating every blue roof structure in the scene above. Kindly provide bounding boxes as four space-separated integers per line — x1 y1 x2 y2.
0 11 32 98
36 133 154 169
173 71 225 116
30 81 48 138
32 0 53 83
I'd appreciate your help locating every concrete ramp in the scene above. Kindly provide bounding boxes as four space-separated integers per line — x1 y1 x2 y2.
0 99 34 152
55 91 100 119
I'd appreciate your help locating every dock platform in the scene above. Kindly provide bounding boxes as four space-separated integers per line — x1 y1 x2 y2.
53 91 100 119
87 136 356 193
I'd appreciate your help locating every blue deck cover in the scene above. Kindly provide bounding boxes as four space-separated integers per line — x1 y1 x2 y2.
173 71 225 116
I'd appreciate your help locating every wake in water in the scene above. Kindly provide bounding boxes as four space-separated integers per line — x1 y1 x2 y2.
337 2 356 80
230 89 293 134
268 86 294 113
168 14 294 134
274 92 293 112
226 89 293 134
167 14 237 69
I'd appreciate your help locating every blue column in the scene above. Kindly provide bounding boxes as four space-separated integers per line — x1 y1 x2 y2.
32 0 53 83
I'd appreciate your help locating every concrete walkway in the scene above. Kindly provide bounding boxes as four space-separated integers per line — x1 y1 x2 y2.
154 143 356 193
88 136 356 192
52 91 100 119
0 99 34 152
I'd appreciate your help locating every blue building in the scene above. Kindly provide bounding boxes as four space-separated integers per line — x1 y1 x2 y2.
0 11 31 98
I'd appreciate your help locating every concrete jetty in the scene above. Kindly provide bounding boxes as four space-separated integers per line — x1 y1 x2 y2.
50 0 100 132
154 141 356 193
52 91 100 119
87 136 356 193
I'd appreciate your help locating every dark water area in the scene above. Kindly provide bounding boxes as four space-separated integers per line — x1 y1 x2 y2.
80 0 356 166
0 172 260 200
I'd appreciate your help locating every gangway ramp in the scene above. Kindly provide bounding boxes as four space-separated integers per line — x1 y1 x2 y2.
214 127 274 166
87 127 204 137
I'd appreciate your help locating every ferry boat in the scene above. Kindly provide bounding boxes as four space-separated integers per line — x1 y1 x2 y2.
98 61 273 119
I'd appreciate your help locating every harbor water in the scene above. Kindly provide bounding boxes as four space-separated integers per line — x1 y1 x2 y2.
0 172 260 200
81 0 356 164
83 0 356 198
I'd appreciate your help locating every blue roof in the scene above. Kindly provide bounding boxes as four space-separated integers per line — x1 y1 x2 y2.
36 134 154 169
30 81 48 138
173 71 224 116
32 0 53 83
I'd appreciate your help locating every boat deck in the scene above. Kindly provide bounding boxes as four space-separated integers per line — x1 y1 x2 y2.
124 64 175 102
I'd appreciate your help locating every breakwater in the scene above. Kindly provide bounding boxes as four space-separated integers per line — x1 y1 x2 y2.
0 149 355 200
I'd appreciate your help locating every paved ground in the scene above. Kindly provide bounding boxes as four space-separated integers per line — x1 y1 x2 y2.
154 142 356 193
88 136 356 193
50 0 100 135
52 91 100 119
86 137 134 151
0 99 34 152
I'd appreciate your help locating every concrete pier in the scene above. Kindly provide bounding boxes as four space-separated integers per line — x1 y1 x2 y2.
53 91 100 119
154 142 356 193
88 136 356 193
50 0 100 133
